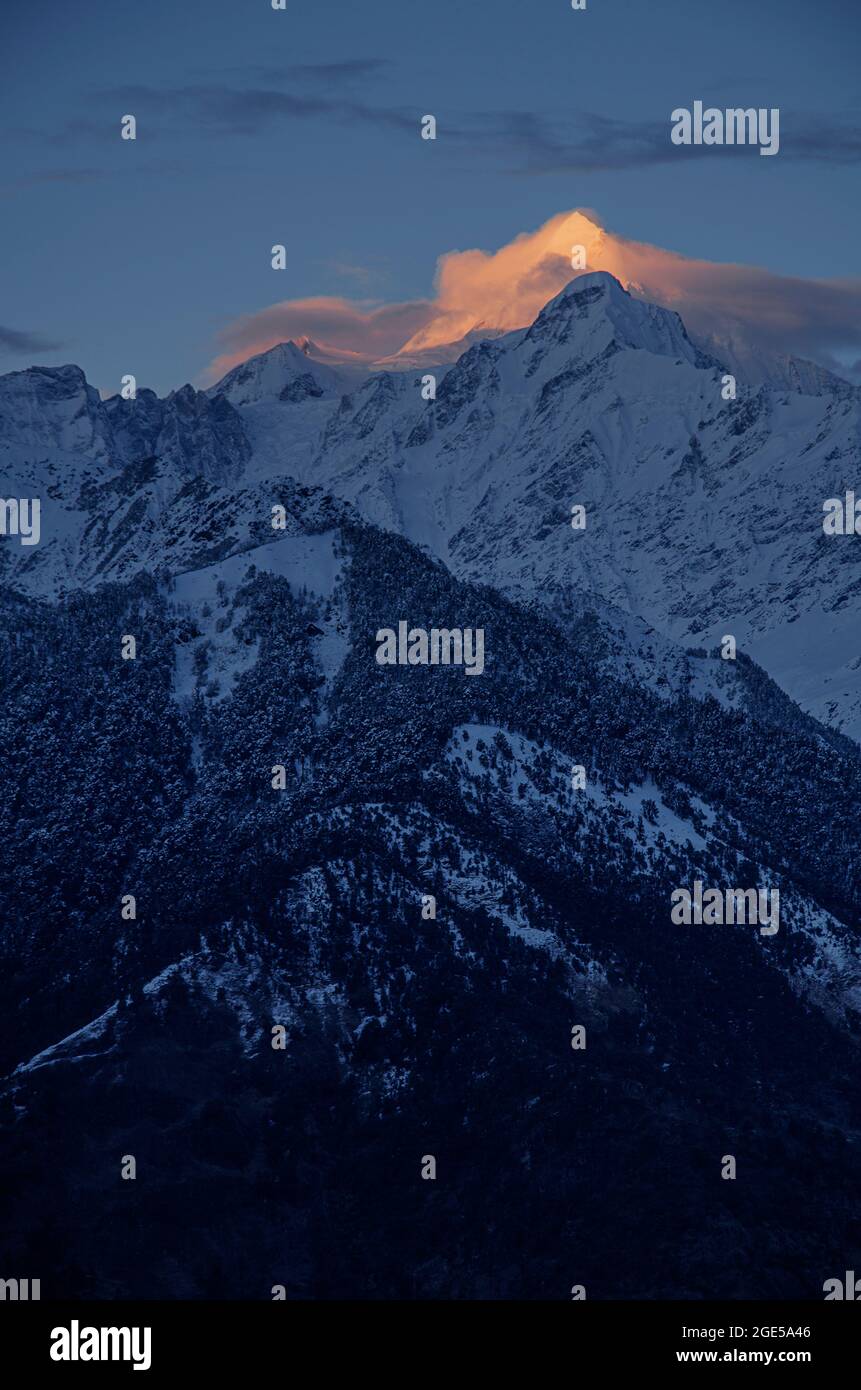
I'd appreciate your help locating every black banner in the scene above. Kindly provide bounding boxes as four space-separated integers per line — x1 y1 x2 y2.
1 1300 856 1377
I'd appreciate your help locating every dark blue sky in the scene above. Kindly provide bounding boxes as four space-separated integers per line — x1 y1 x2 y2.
1 0 859 393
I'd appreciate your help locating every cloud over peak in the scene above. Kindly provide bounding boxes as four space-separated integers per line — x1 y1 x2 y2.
204 210 861 383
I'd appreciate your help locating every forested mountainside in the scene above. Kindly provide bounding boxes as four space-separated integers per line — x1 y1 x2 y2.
2 513 860 1298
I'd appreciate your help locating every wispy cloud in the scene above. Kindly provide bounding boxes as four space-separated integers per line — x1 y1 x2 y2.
203 210 861 381
236 60 392 84
98 89 859 168
215 58 389 85
93 60 415 141
437 107 861 173
17 55 860 171
204 296 435 380
0 325 64 354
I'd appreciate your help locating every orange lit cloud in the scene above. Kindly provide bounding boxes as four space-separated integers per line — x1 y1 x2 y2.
396 211 613 354
204 295 436 381
204 211 861 382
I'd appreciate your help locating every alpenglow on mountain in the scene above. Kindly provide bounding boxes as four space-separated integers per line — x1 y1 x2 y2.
2 270 861 1300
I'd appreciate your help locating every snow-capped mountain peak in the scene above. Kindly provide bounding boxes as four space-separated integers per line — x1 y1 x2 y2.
208 340 368 408
0 362 116 504
523 271 716 371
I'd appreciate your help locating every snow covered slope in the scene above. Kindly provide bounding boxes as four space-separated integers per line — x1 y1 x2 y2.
292 273 861 738
3 272 860 736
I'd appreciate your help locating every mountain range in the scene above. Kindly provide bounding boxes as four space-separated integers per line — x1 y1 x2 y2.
1 271 860 1299
5 273 860 734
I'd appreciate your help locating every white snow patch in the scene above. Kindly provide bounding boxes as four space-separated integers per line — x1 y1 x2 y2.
169 530 347 702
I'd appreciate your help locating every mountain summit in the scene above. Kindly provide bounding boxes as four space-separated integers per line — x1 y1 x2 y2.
523 271 716 368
